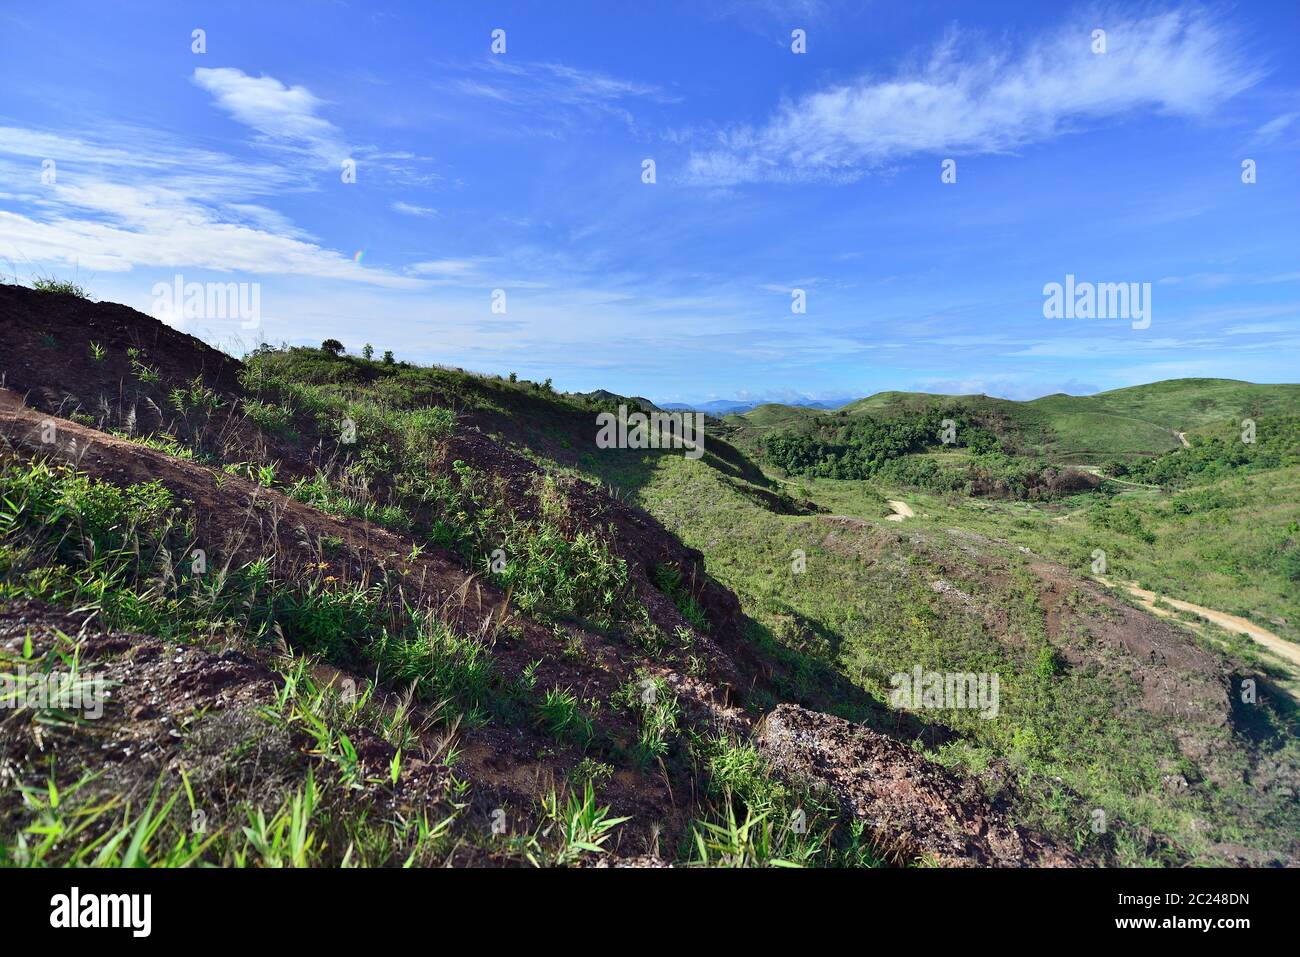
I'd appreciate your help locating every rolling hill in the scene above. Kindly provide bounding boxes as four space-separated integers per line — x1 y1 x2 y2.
725 379 1299 465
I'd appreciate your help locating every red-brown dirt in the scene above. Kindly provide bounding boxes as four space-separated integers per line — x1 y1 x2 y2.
757 704 1079 866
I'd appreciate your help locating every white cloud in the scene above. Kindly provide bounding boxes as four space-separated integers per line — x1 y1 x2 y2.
446 59 676 131
1009 336 1221 359
0 124 298 188
0 128 420 287
1252 110 1299 144
0 202 419 287
686 8 1262 184
192 67 350 165
917 376 1102 400
391 200 438 217
406 258 481 278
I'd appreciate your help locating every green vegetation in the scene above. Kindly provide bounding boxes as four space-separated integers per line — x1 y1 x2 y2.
653 563 710 632
686 737 878 867
537 686 595 748
1111 415 1300 487
1078 378 1300 430
612 674 682 769
237 347 639 629
754 397 1106 499
0 455 641 867
761 401 1000 479
29 275 88 298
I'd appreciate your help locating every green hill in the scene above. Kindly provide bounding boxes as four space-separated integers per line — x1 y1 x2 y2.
731 379 1299 465
837 390 958 416
1075 378 1300 430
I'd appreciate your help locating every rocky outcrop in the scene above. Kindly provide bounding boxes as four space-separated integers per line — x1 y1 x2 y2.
756 704 1079 867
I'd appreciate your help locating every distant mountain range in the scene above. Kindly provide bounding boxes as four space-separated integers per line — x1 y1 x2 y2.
659 397 852 416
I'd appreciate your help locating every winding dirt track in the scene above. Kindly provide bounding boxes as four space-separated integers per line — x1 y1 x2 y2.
854 493 1294 674
1096 576 1300 671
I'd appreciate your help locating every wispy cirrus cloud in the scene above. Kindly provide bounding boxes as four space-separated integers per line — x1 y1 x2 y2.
405 258 483 278
0 187 419 287
700 0 843 33
686 8 1263 185
446 58 678 132
1251 110 1299 144
192 67 351 165
189 68 443 190
917 376 1103 400
391 200 438 217
0 126 420 287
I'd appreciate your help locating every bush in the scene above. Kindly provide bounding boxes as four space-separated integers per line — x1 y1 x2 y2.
1281 548 1300 583
276 584 379 659
30 275 88 298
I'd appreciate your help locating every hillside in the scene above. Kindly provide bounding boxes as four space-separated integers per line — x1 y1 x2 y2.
2 284 1298 868
732 379 1300 467
1080 378 1300 430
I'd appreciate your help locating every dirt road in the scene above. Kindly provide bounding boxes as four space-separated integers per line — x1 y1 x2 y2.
1097 576 1300 671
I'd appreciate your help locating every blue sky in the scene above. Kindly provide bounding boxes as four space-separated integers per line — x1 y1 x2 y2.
2 0 1298 404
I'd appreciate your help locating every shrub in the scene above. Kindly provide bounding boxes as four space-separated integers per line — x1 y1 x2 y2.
1281 548 1300 583
30 275 88 298
276 584 380 659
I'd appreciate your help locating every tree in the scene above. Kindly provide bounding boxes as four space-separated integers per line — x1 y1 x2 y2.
382 350 395 365
362 343 374 361
508 372 517 383
322 338 344 356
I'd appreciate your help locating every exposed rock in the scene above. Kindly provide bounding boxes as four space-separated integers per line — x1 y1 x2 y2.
756 704 1079 867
